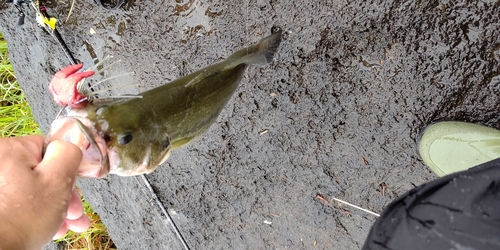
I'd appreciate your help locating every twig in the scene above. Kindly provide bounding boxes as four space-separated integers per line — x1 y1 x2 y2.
331 197 380 217
379 182 388 196
316 194 329 205
317 194 379 217
65 0 76 23
361 156 367 165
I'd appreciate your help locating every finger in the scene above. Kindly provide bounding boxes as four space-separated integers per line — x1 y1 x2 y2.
37 140 83 185
53 223 69 240
66 215 91 233
17 135 46 161
66 189 84 220
2 135 45 160
0 135 46 172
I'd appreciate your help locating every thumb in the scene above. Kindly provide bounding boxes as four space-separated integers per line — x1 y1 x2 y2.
37 140 83 186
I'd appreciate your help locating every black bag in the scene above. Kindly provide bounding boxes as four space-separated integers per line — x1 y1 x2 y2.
362 158 500 250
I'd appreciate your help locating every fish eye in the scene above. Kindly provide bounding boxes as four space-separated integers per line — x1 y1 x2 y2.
161 137 170 150
117 131 133 145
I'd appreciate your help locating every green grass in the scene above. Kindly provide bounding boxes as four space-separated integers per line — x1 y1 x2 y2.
0 37 41 136
0 33 115 249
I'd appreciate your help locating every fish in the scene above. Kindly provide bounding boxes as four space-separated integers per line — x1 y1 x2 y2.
46 28 283 178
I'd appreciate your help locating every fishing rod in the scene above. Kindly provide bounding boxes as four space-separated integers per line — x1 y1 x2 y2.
7 0 126 64
7 0 77 65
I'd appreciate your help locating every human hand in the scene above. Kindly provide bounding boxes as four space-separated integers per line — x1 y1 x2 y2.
0 135 90 249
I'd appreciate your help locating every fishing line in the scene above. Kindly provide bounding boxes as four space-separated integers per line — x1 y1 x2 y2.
136 174 191 250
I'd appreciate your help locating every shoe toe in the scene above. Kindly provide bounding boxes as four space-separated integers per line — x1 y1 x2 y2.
418 121 500 176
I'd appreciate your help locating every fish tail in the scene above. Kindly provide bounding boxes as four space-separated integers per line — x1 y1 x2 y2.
255 26 283 64
226 27 283 68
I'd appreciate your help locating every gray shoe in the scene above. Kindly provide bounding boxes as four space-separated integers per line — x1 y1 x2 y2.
418 121 500 176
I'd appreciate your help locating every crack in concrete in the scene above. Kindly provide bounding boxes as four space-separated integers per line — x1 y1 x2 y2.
136 175 191 250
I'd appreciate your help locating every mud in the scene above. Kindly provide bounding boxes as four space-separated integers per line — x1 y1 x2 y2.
0 0 499 249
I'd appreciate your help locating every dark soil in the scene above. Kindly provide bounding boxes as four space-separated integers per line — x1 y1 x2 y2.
1 0 499 249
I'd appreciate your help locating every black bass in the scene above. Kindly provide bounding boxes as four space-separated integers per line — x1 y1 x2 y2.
46 28 282 178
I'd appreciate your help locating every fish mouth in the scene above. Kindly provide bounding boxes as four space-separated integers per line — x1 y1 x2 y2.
46 116 110 178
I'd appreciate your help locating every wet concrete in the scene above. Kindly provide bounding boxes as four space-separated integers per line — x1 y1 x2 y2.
0 0 499 249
